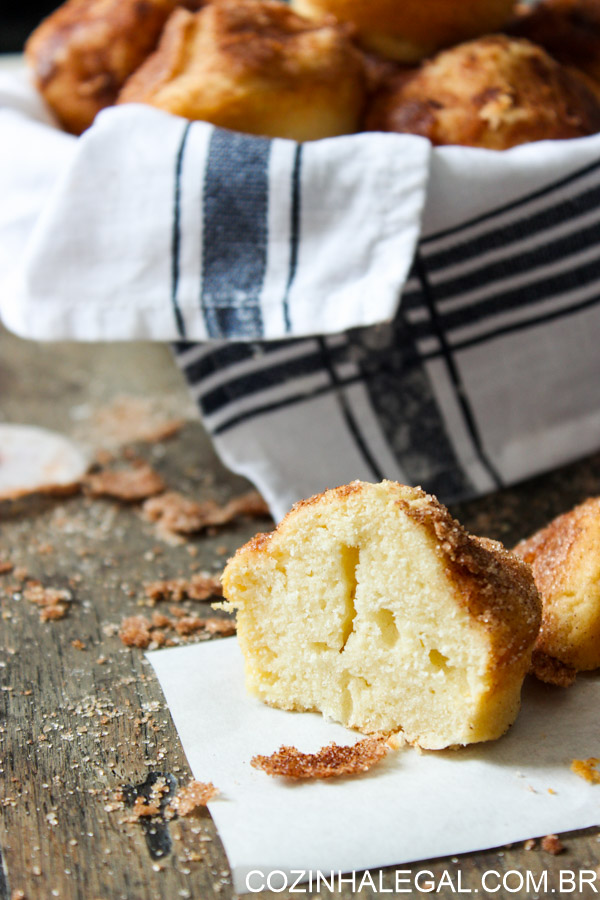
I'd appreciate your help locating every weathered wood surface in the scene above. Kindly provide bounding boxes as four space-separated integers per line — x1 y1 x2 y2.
1 327 600 900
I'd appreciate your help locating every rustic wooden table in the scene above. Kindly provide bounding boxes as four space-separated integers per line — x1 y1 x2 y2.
1 326 599 900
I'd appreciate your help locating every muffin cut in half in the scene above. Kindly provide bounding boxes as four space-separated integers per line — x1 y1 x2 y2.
222 481 540 750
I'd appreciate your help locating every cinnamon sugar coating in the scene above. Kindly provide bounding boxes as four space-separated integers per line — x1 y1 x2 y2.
530 650 577 687
515 496 600 672
251 738 390 779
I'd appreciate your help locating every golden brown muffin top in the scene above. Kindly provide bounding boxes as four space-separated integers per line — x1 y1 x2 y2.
366 34 600 149
514 496 600 598
120 0 362 104
508 0 600 83
292 0 517 63
26 0 184 88
203 0 357 81
25 0 193 132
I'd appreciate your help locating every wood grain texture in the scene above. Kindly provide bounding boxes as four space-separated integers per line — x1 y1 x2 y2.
1 327 600 899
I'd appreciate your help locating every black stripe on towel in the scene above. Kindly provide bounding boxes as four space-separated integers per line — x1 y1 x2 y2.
198 342 344 416
424 181 600 277
282 143 303 334
171 121 192 339
420 290 600 359
213 374 364 436
351 308 475 502
414 252 503 489
316 337 385 482
421 155 600 247
427 208 600 305
201 130 271 339
410 248 600 343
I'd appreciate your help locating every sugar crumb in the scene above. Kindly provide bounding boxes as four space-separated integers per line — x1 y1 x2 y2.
571 757 600 784
541 834 564 855
251 737 392 780
169 781 218 817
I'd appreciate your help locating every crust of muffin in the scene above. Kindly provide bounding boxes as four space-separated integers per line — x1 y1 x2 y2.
223 480 540 749
515 497 600 671
25 0 187 134
507 0 600 86
118 0 366 140
366 35 600 149
291 0 517 62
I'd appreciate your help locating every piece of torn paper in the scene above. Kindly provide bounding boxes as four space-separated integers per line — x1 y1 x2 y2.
148 638 600 894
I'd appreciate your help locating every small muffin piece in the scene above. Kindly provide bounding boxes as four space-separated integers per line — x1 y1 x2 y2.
366 35 600 149
507 0 600 89
290 0 517 63
514 497 600 673
222 481 540 750
25 0 197 134
118 0 366 141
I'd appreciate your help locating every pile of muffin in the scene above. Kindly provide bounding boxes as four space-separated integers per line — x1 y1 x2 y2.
26 0 600 149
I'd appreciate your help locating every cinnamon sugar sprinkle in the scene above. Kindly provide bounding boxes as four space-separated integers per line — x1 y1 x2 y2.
541 834 565 855
23 582 72 622
571 757 600 784
143 490 270 539
251 737 392 780
144 573 223 604
83 395 184 448
119 613 235 649
530 650 577 687
169 781 218 816
84 459 165 502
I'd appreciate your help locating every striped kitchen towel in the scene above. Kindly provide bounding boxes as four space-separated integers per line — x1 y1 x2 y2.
0 96 430 341
2 68 600 518
172 138 600 519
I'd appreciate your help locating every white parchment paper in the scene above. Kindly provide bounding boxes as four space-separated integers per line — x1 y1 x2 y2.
148 638 600 894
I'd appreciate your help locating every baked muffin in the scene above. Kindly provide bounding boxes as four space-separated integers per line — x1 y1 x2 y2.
507 0 600 88
118 0 366 141
25 0 197 135
366 35 600 149
290 0 517 62
222 481 540 750
515 497 600 674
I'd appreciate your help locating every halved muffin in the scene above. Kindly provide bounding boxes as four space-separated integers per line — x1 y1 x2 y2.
222 481 540 749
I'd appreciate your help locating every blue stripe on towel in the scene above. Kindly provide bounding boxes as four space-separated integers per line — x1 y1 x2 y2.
201 130 271 339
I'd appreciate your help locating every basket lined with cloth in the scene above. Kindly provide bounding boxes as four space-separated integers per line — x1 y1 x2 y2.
2 67 600 519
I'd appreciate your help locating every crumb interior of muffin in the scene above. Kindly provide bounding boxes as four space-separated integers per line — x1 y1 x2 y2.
224 482 532 749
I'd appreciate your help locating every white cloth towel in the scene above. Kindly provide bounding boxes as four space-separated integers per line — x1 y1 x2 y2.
0 70 430 342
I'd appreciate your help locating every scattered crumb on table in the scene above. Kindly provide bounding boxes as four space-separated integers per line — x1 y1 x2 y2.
251 737 392 780
571 757 600 784
541 834 565 855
